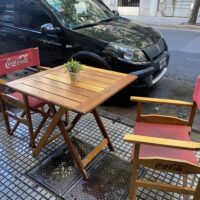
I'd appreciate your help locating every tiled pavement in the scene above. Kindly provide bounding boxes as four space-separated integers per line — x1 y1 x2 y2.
0 111 199 200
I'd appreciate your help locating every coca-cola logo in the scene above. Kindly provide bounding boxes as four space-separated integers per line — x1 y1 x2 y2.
5 54 29 68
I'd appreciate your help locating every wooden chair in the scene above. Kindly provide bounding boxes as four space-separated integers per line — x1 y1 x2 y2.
0 48 50 148
124 76 200 200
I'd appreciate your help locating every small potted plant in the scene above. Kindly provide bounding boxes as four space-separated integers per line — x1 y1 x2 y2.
64 59 83 82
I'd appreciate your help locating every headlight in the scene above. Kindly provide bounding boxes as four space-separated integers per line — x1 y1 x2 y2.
105 42 148 64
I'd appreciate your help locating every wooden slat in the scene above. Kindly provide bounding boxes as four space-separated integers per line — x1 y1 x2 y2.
43 74 105 92
136 180 196 195
83 65 127 77
139 157 200 174
131 96 193 107
124 134 200 150
82 139 108 167
51 70 112 87
83 68 123 80
139 114 189 125
13 83 80 109
24 79 88 103
76 74 137 113
59 68 117 84
31 76 97 97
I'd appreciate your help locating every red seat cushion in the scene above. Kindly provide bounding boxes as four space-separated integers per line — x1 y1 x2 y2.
131 122 197 164
11 92 45 109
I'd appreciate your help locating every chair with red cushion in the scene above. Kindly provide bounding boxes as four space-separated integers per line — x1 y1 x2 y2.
124 76 200 200
0 48 50 148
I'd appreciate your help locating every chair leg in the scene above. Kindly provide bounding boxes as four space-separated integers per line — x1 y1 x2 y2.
129 144 140 200
0 98 11 134
183 174 188 200
10 111 26 135
193 180 200 200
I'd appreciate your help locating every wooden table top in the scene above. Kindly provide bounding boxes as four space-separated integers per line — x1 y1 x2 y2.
6 65 137 114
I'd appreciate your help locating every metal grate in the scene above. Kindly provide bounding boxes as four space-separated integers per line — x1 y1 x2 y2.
118 0 140 7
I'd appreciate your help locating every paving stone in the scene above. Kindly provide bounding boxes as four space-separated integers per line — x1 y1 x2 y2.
0 111 198 199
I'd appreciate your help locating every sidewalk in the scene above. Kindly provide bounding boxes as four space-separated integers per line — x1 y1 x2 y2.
122 15 200 30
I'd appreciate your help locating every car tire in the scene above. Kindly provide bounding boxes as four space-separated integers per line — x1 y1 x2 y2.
69 51 112 70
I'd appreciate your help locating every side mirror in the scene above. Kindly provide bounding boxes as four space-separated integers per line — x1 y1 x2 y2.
112 10 119 16
40 23 61 35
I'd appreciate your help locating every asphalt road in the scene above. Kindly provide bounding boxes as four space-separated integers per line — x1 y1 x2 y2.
99 27 200 137
158 28 200 83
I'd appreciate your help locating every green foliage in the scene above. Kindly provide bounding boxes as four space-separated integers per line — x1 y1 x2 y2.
64 59 83 73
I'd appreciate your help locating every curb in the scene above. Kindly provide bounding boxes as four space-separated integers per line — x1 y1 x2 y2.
123 16 200 31
147 23 200 31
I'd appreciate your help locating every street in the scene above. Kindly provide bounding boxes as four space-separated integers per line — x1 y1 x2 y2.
99 27 200 135
159 28 200 82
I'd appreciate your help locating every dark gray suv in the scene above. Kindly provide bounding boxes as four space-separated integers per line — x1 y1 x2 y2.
0 0 170 88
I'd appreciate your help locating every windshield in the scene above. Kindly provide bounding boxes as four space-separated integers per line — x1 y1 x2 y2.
44 0 115 29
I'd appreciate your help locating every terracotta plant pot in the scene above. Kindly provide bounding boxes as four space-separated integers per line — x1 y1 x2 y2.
68 71 80 82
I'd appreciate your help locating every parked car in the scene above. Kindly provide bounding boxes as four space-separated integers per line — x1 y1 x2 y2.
0 0 170 88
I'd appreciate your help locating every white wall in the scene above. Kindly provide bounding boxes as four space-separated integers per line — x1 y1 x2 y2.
163 0 193 17
102 0 118 11
140 0 159 16
118 7 139 16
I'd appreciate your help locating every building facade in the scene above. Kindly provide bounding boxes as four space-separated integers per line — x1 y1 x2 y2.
103 0 198 17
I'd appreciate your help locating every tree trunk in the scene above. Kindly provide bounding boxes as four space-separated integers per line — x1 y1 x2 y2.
188 0 200 24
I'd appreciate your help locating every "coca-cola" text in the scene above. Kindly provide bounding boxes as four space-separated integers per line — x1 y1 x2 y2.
5 54 29 68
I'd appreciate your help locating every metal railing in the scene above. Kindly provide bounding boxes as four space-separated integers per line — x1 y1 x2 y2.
118 0 140 7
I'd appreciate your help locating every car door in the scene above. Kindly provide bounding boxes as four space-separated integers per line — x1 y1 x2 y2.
16 0 67 66
0 0 26 54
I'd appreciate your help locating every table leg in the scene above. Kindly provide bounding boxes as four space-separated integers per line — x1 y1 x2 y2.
48 105 89 179
92 109 114 151
23 94 35 148
33 107 66 156
34 109 51 139
65 109 70 126
67 113 82 132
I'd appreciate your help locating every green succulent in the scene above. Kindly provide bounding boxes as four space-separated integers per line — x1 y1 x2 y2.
64 59 83 73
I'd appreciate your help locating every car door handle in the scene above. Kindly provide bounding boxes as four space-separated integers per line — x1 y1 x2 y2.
0 31 7 37
17 35 25 40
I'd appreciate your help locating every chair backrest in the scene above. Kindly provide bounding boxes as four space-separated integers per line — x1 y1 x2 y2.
0 48 40 76
193 75 200 110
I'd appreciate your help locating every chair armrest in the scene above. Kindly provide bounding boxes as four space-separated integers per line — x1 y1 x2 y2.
130 96 193 107
124 134 200 150
36 66 51 71
0 79 7 85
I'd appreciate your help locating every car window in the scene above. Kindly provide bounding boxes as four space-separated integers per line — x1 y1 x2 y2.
44 0 115 29
19 0 51 30
0 0 15 25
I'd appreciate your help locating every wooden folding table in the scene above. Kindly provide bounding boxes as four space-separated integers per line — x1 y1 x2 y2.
5 65 137 179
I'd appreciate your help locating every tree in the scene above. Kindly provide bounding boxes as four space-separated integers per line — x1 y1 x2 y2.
188 0 200 24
